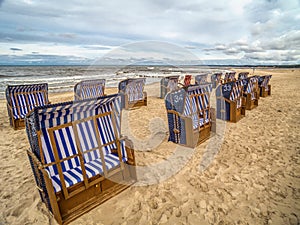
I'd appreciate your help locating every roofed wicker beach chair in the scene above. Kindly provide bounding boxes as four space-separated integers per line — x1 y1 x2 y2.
216 80 246 122
258 75 272 97
6 83 50 129
183 75 192 86
240 77 259 110
195 73 210 85
25 94 136 225
195 73 213 93
74 79 105 100
118 78 147 109
238 72 249 80
250 75 260 100
165 85 216 148
160 75 179 99
211 72 222 88
223 71 236 83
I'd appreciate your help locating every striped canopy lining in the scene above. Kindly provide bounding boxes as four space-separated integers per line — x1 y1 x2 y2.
224 73 236 81
195 75 208 84
167 79 178 92
229 81 243 108
9 86 47 119
246 78 258 100
125 80 145 102
78 81 105 99
184 87 210 129
37 96 125 193
213 74 222 84
239 73 249 80
261 76 271 91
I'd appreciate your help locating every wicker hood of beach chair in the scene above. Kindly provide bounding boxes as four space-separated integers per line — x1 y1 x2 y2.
25 94 136 225
160 75 180 99
6 83 50 130
258 75 272 97
118 78 147 109
165 85 216 148
74 79 106 100
216 80 246 122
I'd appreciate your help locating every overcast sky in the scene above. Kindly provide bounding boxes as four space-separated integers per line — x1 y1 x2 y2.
0 0 299 65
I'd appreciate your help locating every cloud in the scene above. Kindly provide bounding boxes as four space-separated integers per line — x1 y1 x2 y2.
10 47 22 51
0 0 299 65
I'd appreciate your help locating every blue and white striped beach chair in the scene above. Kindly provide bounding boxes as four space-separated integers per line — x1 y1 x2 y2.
258 75 272 97
216 80 246 122
6 83 50 129
25 94 136 225
165 85 215 148
160 75 179 98
195 73 209 85
241 77 259 110
211 72 222 88
223 71 236 83
118 78 147 109
238 72 249 80
74 79 105 100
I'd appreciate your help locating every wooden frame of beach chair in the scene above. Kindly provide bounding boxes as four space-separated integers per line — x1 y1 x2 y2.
240 77 259 110
258 75 272 97
118 78 147 109
216 80 246 122
238 72 249 80
25 94 136 225
6 83 50 130
74 79 106 100
160 75 180 99
165 85 216 148
211 72 222 88
223 71 236 83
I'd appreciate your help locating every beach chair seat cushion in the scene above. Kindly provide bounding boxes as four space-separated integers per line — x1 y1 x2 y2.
48 153 125 193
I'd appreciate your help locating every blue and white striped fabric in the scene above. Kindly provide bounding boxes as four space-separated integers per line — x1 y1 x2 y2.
82 86 104 99
7 84 48 119
74 79 105 100
76 120 99 163
43 125 83 193
238 72 249 80
245 80 256 100
183 86 211 129
119 78 145 103
261 75 271 91
229 81 243 108
96 104 117 155
35 94 126 193
224 72 236 81
167 79 178 92
195 74 208 85
125 80 145 102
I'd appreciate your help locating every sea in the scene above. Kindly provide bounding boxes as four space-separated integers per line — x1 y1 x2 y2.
0 65 224 99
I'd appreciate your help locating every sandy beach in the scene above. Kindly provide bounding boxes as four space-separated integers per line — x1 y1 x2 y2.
0 68 299 225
